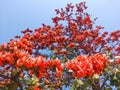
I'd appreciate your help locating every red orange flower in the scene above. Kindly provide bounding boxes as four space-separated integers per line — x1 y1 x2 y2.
66 54 107 78
90 54 107 74
66 55 94 78
46 59 63 78
82 15 92 25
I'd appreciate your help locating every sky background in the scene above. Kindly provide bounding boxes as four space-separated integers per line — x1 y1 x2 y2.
0 0 120 43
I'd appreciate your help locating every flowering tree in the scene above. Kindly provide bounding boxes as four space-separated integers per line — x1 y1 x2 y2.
0 2 120 90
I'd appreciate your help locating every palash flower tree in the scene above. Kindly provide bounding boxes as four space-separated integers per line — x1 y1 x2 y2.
0 2 120 90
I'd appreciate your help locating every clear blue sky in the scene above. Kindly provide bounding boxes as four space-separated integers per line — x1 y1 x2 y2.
0 0 120 43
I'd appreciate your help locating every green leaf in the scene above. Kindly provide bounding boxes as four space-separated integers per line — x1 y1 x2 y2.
93 73 99 80
71 83 76 90
117 87 120 90
105 87 112 90
115 80 120 87
76 79 84 85
116 72 120 79
8 83 18 90
82 82 89 90
61 58 66 63
113 75 117 80
71 79 84 90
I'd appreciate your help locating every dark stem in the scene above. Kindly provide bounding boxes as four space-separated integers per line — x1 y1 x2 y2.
100 74 109 89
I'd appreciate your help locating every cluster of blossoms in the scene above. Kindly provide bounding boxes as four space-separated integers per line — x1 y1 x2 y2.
66 54 107 78
0 45 63 79
46 59 64 79
0 44 42 68
0 43 108 79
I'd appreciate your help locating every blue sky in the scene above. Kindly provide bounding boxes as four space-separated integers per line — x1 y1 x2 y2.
0 0 120 43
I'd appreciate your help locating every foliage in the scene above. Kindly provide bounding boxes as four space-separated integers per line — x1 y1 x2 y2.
0 2 120 90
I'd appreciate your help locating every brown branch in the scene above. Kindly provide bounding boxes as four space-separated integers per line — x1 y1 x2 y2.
0 74 10 79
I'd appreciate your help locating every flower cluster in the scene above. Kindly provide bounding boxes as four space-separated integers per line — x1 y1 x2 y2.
13 2 111 58
0 51 14 65
90 54 107 74
47 59 63 78
66 54 107 78
0 44 64 79
0 43 107 79
0 44 45 68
